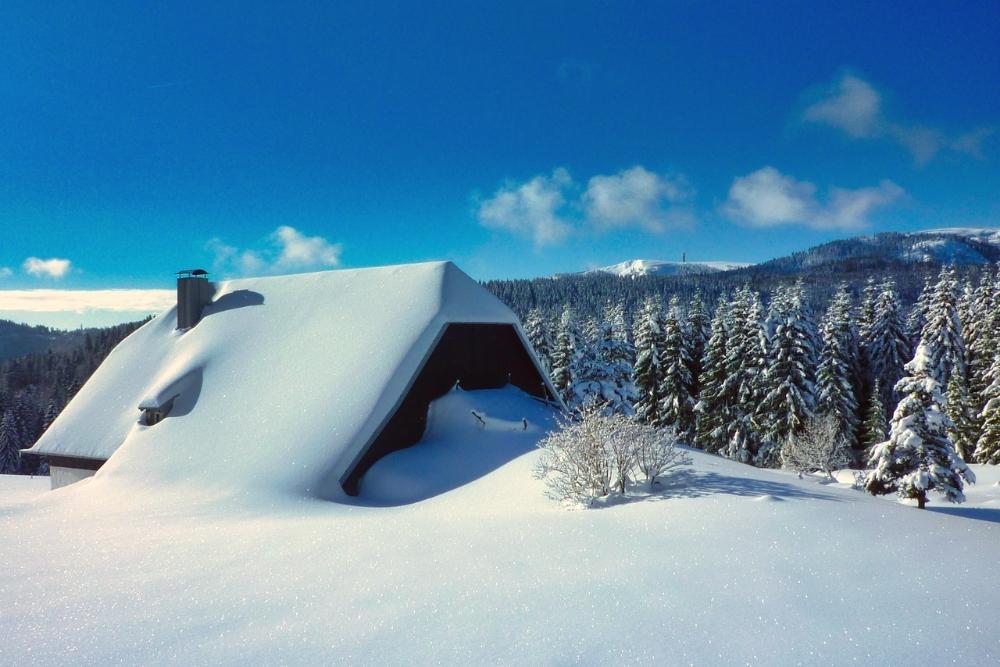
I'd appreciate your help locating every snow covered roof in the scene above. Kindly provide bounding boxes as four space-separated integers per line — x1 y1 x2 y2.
28 261 557 499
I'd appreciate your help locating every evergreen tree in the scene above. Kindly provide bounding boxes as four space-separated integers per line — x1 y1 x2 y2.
570 310 636 415
523 308 553 375
0 408 22 474
866 279 910 410
974 352 1000 464
694 297 729 453
722 286 767 463
946 371 977 462
816 284 859 454
966 272 999 429
685 291 710 398
860 380 888 458
657 297 694 438
906 275 934 352
632 296 665 425
920 266 965 387
756 282 817 467
550 306 577 401
865 342 975 509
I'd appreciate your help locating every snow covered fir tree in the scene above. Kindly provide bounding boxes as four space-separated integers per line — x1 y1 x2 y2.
486 258 1000 509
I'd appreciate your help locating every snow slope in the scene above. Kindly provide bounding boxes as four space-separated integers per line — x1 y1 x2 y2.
2 388 998 665
920 227 1000 248
585 258 751 278
24 261 555 501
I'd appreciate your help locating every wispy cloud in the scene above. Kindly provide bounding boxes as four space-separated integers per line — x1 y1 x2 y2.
722 166 903 230
476 165 694 247
208 225 343 277
801 73 995 165
0 289 174 314
0 267 11 278
23 257 72 279
583 166 694 233
477 168 574 248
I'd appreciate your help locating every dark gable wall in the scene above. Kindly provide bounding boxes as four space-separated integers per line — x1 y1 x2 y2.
341 323 553 495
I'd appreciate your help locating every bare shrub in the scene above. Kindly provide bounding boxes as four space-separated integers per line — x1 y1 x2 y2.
534 407 689 505
634 423 689 488
781 413 849 480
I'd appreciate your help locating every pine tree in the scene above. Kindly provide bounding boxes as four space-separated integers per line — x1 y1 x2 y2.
906 275 934 352
966 272 999 430
722 286 767 463
756 282 817 467
867 279 910 411
946 371 977 462
860 380 887 457
570 310 636 415
974 352 1000 464
523 308 553 375
816 284 860 455
0 408 22 474
865 342 975 509
694 297 729 453
550 306 577 402
657 297 694 438
686 291 710 398
920 266 965 388
632 296 665 425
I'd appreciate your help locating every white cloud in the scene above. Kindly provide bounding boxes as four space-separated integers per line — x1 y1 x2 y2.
23 257 72 279
583 166 694 233
208 226 342 277
803 74 881 138
0 267 12 278
722 166 903 230
0 289 174 314
477 168 574 248
802 73 994 164
271 225 342 270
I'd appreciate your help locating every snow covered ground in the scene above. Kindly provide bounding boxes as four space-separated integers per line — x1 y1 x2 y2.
584 258 751 278
1 388 998 665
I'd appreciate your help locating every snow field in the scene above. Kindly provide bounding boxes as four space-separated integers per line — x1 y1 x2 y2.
2 386 998 665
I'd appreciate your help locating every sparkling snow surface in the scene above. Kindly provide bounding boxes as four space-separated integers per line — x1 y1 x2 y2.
3 387 998 665
25 261 550 500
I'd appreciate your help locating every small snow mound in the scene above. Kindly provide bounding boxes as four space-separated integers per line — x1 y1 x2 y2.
753 494 785 502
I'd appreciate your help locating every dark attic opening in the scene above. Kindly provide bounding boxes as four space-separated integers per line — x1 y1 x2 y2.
340 323 556 495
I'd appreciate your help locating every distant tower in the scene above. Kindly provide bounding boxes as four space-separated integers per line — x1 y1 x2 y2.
682 252 686 263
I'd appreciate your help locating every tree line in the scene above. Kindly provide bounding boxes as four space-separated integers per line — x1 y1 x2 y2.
522 265 999 508
0 319 149 474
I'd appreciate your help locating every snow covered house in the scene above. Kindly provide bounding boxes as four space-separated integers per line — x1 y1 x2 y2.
25 262 560 496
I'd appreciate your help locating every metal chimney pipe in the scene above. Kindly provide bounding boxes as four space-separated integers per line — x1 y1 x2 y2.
176 269 214 329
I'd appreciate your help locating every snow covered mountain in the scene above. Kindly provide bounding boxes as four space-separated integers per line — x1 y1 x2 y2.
584 258 751 278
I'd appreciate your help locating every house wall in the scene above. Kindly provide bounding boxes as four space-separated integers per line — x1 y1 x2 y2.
46 456 105 490
50 466 97 489
341 323 555 495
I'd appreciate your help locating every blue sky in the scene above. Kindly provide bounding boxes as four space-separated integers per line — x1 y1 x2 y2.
1 1 998 327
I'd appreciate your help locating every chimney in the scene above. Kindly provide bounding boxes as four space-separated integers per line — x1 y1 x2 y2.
176 269 214 330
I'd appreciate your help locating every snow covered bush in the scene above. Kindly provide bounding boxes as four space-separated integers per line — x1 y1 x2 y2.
634 423 689 488
780 413 848 480
534 407 689 505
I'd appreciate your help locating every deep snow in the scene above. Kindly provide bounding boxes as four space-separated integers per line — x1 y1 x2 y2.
25 261 556 500
2 387 998 665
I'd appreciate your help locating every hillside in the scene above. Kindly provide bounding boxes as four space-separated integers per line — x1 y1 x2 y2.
583 259 752 278
0 386 996 665
0 319 89 362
